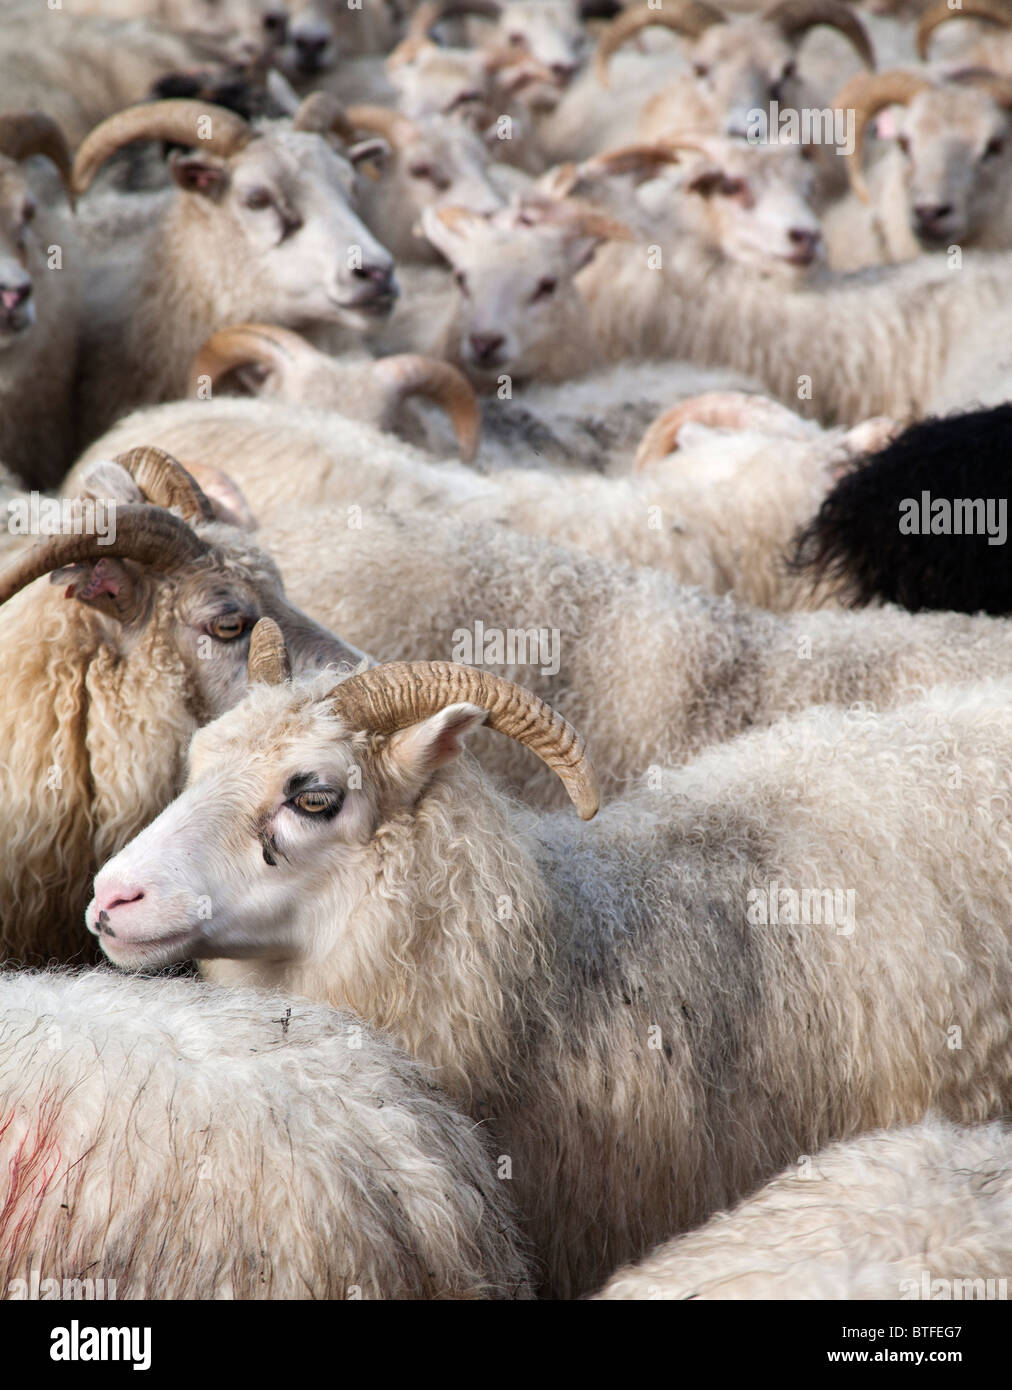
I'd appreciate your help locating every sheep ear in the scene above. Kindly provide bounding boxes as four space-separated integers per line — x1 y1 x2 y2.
51 557 146 623
169 151 230 200
76 461 146 507
385 702 489 779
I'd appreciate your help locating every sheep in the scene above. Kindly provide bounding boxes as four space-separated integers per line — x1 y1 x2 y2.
184 318 761 470
251 499 1012 810
339 105 506 259
89 640 1012 1297
55 0 292 67
917 0 1012 78
71 391 880 596
594 1117 1012 1300
792 403 1012 615
592 0 876 196
0 113 79 491
0 969 532 1300
280 0 404 79
416 191 1012 424
0 446 364 967
823 69 1012 269
0 11 219 147
70 95 398 445
190 322 482 457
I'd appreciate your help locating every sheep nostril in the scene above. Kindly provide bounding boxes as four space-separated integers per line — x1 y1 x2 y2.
0 283 31 310
108 888 145 913
550 62 575 83
264 11 288 39
469 332 505 363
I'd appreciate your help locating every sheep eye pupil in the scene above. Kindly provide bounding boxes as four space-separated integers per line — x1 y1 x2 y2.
291 789 343 817
244 190 271 210
985 138 1003 158
209 615 246 640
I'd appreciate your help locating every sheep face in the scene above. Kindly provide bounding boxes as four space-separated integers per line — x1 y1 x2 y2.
494 0 589 104
687 20 801 138
0 162 40 348
672 144 824 276
388 45 494 121
88 682 484 970
889 88 1012 248
281 0 339 76
171 128 398 326
170 0 292 66
423 206 596 381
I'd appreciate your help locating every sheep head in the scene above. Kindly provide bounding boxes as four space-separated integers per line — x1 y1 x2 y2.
168 0 292 67
72 98 399 329
422 199 632 382
837 68 1012 246
596 0 874 139
190 324 482 460
88 638 599 971
0 447 366 719
0 113 73 351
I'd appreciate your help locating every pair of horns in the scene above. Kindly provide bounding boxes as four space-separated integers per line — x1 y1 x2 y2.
189 324 481 463
0 112 74 205
835 67 1012 202
248 621 600 820
918 0 1011 59
635 391 812 469
71 93 357 197
596 0 874 85
0 449 213 608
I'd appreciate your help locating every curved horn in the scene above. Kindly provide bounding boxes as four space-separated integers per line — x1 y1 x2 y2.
345 104 419 147
635 392 811 470
293 92 358 142
329 661 600 820
764 0 875 70
408 0 503 41
190 322 322 397
918 0 1011 60
0 112 74 206
248 616 291 685
514 195 636 241
72 100 252 196
581 143 684 180
834 69 933 202
113 447 216 525
0 504 209 607
370 355 481 462
595 2 727 87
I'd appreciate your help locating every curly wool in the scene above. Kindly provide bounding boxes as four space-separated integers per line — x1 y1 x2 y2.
0 969 532 1300
594 1117 1012 1300
792 404 1012 615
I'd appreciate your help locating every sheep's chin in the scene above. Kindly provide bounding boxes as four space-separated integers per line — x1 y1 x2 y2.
99 926 204 972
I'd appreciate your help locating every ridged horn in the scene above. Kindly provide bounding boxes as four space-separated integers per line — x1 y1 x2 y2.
190 323 321 396
0 112 74 206
764 0 875 70
595 2 727 87
918 0 1011 60
582 143 684 179
370 355 481 462
951 67 1012 109
293 92 357 142
834 69 933 202
345 104 419 147
0 504 209 607
329 661 600 819
248 616 291 685
72 100 253 196
635 392 810 469
114 447 216 525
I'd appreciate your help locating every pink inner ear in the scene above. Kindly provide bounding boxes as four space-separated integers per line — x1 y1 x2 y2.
72 558 122 602
192 169 219 191
876 110 897 141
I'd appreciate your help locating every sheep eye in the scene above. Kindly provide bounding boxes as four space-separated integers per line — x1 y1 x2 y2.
21 200 36 224
720 177 746 198
984 136 1004 160
207 613 247 640
291 788 344 818
693 63 709 79
781 61 796 81
531 275 557 302
242 187 273 211
896 134 910 156
509 32 526 47
454 269 470 295
409 162 433 180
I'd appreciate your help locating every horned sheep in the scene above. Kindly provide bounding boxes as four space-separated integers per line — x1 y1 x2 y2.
0 969 532 1300
91 640 1012 1296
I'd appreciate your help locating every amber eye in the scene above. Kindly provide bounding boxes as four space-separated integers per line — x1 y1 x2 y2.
292 789 332 814
207 613 247 640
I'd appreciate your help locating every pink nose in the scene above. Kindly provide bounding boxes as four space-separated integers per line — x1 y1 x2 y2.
91 881 145 936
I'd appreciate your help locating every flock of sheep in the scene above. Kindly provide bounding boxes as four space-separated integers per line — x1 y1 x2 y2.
1 0 1011 1304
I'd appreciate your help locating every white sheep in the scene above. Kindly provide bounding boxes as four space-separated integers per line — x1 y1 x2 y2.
0 968 532 1300
916 0 1012 77
91 642 1012 1296
0 113 79 490
71 95 398 444
595 1117 1012 1300
0 447 363 967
